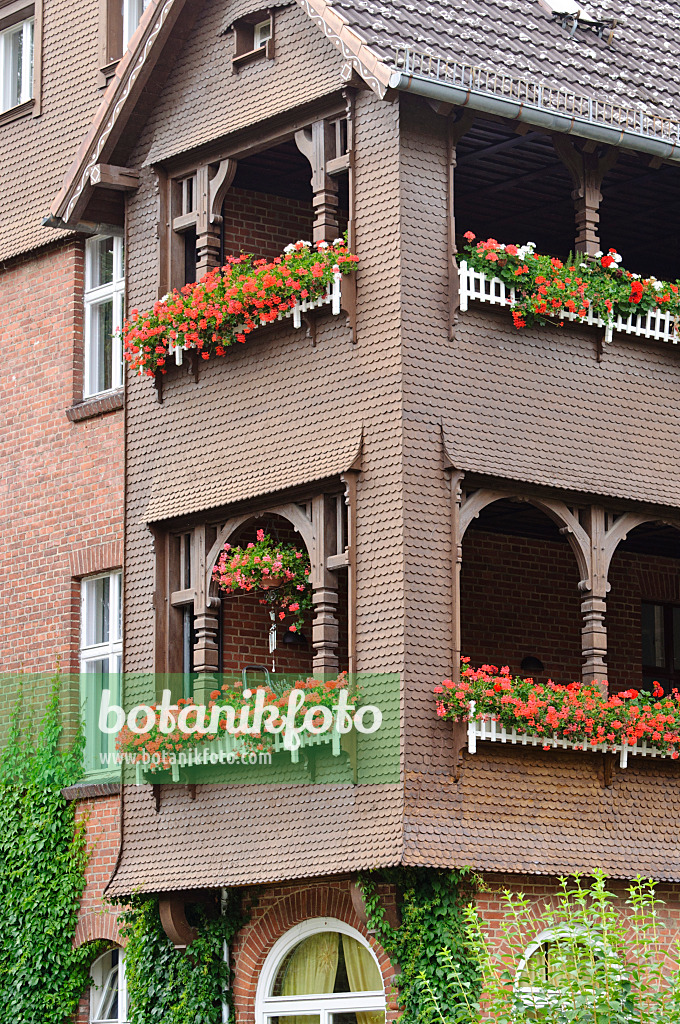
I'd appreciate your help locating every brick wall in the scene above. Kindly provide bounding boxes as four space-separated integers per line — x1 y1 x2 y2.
222 187 314 261
460 528 680 690
231 878 399 1023
72 793 124 1023
0 240 124 710
476 871 680 968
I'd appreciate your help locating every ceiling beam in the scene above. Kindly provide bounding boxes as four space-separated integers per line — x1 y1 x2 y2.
457 131 542 167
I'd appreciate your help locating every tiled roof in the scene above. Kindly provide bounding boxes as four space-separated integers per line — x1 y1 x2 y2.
145 415 362 521
107 783 403 894
404 743 680 881
325 0 680 120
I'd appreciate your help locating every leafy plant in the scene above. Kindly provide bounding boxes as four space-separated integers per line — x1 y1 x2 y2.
120 892 250 1024
421 871 680 1024
358 868 481 1023
0 675 95 1022
123 238 358 376
213 527 312 633
461 233 680 331
435 661 680 756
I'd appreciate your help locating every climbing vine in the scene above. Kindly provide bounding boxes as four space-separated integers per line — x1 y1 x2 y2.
0 675 94 1022
357 868 481 1024
120 891 252 1023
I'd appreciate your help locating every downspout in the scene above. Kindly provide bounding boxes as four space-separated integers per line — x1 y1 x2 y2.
388 71 680 162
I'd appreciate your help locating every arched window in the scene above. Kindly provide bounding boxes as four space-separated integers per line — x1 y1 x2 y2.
90 948 128 1023
515 925 625 1013
256 918 386 1023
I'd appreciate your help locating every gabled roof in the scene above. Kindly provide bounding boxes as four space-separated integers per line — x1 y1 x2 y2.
49 0 680 227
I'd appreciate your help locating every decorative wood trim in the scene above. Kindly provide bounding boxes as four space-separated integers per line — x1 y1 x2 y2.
90 163 140 190
295 0 392 97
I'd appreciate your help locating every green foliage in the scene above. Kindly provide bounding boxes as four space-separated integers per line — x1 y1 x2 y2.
120 892 250 1024
358 868 481 1023
0 675 94 1023
422 871 680 1024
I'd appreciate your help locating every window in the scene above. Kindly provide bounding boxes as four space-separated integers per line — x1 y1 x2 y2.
101 0 149 73
80 571 122 777
253 17 271 48
122 0 148 49
232 11 274 66
84 235 125 398
90 948 128 1023
0 15 33 111
256 919 385 1024
641 601 680 695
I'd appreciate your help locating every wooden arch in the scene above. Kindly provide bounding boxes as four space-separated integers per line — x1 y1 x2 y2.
205 502 316 602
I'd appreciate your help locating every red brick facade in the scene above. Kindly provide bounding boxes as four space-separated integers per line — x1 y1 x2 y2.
73 793 124 1023
0 239 124 690
231 879 399 1023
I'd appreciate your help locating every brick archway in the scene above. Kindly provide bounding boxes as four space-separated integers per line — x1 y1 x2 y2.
231 880 399 1024
73 909 124 949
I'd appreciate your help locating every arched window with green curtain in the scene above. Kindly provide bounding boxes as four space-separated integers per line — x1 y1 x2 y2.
256 918 386 1024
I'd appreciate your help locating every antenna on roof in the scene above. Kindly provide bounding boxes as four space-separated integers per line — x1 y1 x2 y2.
537 0 617 40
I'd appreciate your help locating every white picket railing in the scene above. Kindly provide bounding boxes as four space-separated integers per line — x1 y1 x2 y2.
459 260 679 346
168 270 342 366
135 723 342 783
465 701 676 769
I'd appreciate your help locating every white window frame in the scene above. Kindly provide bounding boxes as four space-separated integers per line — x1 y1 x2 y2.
84 234 125 398
90 948 128 1023
0 15 33 112
515 924 625 1007
256 917 386 1023
80 571 123 777
122 0 150 50
253 17 271 48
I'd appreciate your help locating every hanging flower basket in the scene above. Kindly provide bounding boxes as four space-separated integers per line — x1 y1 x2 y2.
212 529 311 632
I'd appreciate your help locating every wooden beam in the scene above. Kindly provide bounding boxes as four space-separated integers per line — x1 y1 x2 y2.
89 164 140 191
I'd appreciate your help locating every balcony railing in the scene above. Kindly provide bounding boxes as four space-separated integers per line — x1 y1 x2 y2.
135 724 342 783
459 260 679 346
168 269 343 366
465 701 675 769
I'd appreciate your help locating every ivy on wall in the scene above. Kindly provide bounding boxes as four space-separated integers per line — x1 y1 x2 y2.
358 868 481 1024
120 892 251 1024
0 677 95 1022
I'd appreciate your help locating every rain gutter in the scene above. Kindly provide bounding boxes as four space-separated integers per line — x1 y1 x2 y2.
388 70 680 163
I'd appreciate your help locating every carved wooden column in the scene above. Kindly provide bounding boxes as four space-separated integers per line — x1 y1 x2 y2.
295 120 339 242
311 494 339 673
552 138 618 254
191 524 221 704
195 159 237 278
580 505 608 692
443 451 465 679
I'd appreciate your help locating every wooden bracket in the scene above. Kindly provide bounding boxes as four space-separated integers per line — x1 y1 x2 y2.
154 371 164 404
341 728 358 783
153 783 162 812
188 349 200 383
603 751 616 788
208 158 237 224
341 273 357 343
451 718 467 781
301 311 318 347
184 782 196 800
159 895 199 948
90 163 140 191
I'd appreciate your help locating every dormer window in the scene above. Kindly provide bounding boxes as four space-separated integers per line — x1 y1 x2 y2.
122 0 149 50
0 14 33 112
101 0 150 78
232 10 274 68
